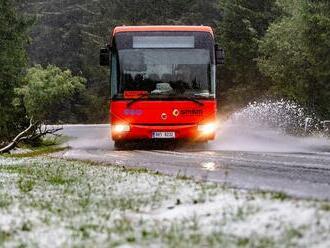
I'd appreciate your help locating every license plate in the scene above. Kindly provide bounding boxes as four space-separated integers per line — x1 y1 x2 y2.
152 132 176 139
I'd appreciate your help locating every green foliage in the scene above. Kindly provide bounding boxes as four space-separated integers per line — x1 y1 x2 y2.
15 0 330 120
216 0 280 112
258 10 310 100
303 1 330 118
259 0 330 118
0 0 32 141
18 65 86 122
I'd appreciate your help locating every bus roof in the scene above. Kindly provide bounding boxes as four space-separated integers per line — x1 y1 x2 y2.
112 26 214 36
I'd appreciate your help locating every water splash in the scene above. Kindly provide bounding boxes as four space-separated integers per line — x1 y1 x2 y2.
230 100 321 134
211 100 329 153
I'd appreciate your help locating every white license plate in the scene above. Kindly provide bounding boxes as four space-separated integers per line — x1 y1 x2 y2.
152 132 176 139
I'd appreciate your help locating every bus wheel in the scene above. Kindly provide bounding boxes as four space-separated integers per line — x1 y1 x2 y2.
114 140 126 150
196 140 208 148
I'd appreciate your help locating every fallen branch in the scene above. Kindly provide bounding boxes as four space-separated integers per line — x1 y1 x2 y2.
0 119 35 154
0 120 63 154
28 125 63 142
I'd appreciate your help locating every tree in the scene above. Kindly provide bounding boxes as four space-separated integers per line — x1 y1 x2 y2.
17 65 87 123
1 65 87 153
0 0 32 142
180 0 220 26
216 0 279 113
302 1 330 118
258 0 330 118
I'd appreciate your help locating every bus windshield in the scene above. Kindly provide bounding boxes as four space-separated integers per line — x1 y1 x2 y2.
111 32 216 99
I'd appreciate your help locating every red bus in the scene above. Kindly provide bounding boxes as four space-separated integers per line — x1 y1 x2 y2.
100 26 224 148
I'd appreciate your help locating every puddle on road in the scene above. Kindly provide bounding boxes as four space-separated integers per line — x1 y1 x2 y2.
201 161 217 171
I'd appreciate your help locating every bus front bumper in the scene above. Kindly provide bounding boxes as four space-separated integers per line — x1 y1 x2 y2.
111 123 216 142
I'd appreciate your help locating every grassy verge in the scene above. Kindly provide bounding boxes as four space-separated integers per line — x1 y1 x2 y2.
0 157 329 247
4 136 69 158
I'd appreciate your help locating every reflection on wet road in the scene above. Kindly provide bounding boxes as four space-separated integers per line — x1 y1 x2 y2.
57 125 330 200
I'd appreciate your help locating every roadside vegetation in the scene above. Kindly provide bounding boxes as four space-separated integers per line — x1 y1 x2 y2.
0 156 330 247
20 0 330 120
0 1 88 152
3 136 69 158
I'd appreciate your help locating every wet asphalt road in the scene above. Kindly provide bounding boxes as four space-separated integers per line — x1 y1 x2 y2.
57 125 330 200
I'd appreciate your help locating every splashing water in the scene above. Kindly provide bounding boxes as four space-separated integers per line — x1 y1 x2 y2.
211 100 330 153
231 100 322 134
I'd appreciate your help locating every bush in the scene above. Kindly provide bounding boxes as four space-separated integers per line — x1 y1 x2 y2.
17 65 87 123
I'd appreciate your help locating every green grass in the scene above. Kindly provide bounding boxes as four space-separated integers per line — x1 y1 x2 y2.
0 193 12 208
47 174 76 185
0 157 329 247
270 191 289 201
0 231 11 246
17 177 36 193
1 135 69 158
321 203 330 211
257 190 289 201
6 146 67 158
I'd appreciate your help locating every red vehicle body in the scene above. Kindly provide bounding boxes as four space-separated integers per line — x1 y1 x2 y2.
100 26 223 147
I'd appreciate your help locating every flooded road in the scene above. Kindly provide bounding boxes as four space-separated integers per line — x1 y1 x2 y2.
56 124 330 200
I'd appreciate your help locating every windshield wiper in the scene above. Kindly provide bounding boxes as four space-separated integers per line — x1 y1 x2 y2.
172 96 204 106
127 93 149 107
184 96 204 106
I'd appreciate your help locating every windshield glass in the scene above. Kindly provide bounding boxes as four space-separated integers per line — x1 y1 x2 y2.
111 31 215 99
118 48 211 97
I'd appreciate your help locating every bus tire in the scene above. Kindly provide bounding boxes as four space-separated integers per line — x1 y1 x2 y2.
114 140 126 150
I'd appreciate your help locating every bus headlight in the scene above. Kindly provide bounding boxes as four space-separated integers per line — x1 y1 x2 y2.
113 124 130 133
198 123 217 135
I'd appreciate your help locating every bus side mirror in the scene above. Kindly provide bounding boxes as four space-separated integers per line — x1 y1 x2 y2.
215 45 225 65
100 47 110 66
